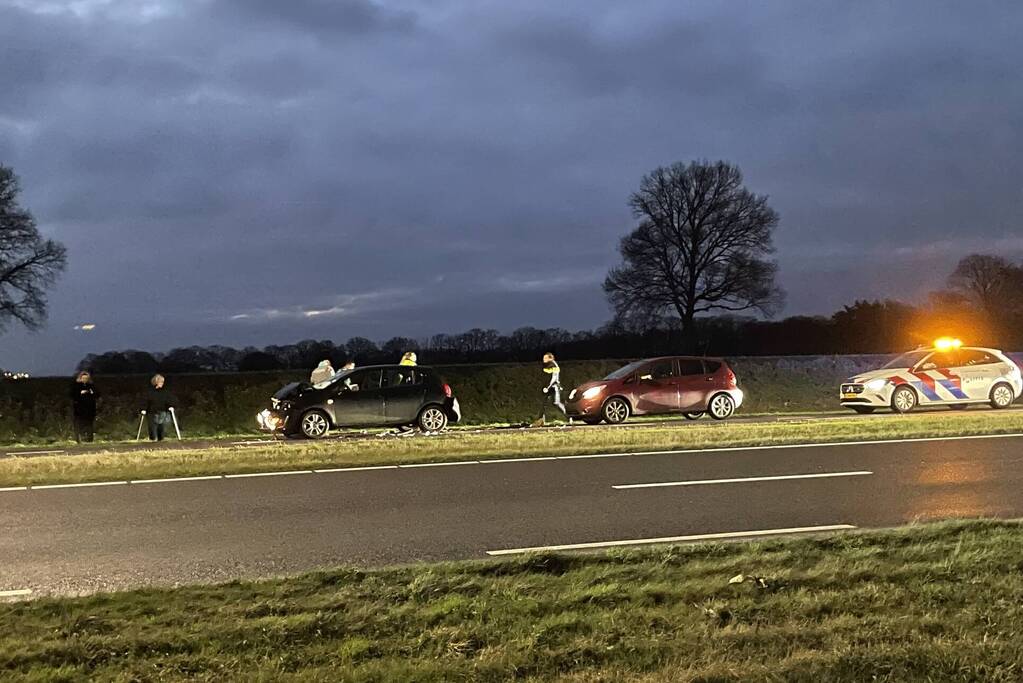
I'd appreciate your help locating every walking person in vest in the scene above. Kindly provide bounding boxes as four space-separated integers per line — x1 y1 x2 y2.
69 370 99 443
143 374 177 441
532 352 566 426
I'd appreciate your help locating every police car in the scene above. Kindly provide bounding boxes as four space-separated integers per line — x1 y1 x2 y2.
840 339 1022 414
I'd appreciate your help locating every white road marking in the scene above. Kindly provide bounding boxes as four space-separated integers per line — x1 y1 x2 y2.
223 470 314 479
0 589 32 598
313 465 398 473
0 486 28 492
31 481 127 490
132 475 224 484
481 456 558 464
0 432 1019 494
613 470 874 489
486 524 858 555
4 450 65 457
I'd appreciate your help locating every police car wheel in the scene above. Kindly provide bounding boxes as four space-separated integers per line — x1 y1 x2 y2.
990 383 1015 409
891 386 917 413
852 406 875 414
602 398 630 424
300 410 330 439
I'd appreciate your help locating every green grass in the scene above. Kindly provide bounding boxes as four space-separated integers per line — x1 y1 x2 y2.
0 356 885 445
2 410 1021 487
3 520 1023 681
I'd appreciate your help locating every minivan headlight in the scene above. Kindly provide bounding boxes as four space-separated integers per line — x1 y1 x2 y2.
865 378 888 391
582 385 606 400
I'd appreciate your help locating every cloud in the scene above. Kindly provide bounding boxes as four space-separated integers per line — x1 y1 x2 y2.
3 0 1023 374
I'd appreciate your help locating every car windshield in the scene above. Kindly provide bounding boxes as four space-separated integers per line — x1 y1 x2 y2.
882 350 930 369
605 361 646 380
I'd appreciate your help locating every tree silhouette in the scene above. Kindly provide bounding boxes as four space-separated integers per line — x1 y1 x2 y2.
604 160 783 347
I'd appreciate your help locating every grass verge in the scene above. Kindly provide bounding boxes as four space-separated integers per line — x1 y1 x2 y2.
1 411 1021 487
3 520 1023 681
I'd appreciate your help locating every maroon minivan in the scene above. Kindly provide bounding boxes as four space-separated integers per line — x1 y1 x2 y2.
565 356 744 424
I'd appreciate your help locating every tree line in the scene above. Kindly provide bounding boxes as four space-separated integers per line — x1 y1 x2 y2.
71 254 1023 375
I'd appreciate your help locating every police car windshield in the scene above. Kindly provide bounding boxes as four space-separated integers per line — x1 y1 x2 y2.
605 361 646 380
882 350 930 369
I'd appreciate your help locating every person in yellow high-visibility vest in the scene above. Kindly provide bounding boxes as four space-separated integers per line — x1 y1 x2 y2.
532 352 566 427
400 351 417 366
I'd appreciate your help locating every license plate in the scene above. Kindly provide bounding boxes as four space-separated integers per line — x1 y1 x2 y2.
842 393 858 399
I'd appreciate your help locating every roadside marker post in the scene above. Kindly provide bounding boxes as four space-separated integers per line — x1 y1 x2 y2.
170 408 182 440
136 411 146 441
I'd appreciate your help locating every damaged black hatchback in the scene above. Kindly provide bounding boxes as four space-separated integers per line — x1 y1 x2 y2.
258 365 461 438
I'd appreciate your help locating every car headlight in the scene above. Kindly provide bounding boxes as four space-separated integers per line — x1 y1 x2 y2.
582 385 606 400
865 378 888 391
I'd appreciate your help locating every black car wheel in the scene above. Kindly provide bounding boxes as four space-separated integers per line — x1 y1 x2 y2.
300 410 330 439
602 397 630 424
581 416 603 425
418 405 448 432
683 412 704 420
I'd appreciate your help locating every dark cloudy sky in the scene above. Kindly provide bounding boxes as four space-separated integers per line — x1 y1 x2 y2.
2 0 1021 374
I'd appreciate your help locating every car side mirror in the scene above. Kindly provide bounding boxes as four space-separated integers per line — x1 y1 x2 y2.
919 362 936 371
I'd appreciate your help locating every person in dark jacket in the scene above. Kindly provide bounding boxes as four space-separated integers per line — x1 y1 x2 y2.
143 374 177 441
69 371 99 443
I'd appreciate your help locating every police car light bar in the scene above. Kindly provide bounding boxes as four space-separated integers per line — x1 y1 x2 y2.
933 337 963 351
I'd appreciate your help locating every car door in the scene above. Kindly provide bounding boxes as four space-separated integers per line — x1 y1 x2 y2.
675 359 711 410
633 359 679 414
913 351 960 403
381 367 428 424
956 349 1001 400
331 369 386 426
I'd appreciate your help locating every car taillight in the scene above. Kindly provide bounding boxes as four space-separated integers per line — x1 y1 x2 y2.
726 369 736 387
443 383 452 398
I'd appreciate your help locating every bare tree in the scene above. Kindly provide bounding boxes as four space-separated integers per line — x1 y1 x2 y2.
946 254 1021 318
604 160 783 346
0 165 67 332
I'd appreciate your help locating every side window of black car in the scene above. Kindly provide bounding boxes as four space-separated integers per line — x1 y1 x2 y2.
382 368 421 388
350 370 382 391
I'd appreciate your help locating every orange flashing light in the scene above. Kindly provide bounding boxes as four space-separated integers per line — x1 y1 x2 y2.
933 337 963 351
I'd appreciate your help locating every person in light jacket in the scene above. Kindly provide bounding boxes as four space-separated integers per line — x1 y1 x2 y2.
310 359 334 385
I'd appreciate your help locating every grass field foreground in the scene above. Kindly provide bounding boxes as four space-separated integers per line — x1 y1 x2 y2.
1 410 1021 487
3 520 1023 681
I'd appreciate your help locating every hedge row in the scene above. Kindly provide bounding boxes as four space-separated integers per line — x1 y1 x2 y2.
0 355 898 443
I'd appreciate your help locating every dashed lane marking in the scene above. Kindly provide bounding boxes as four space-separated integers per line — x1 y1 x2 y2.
0 589 33 598
613 470 874 489
486 524 858 555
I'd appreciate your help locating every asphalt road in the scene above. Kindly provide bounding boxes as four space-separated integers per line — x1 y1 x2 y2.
2 433 1023 597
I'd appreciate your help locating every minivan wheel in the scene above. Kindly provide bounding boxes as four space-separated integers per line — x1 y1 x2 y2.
300 410 330 439
990 383 1015 409
602 397 630 424
708 394 735 420
418 405 448 432
891 385 917 413
683 412 704 420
